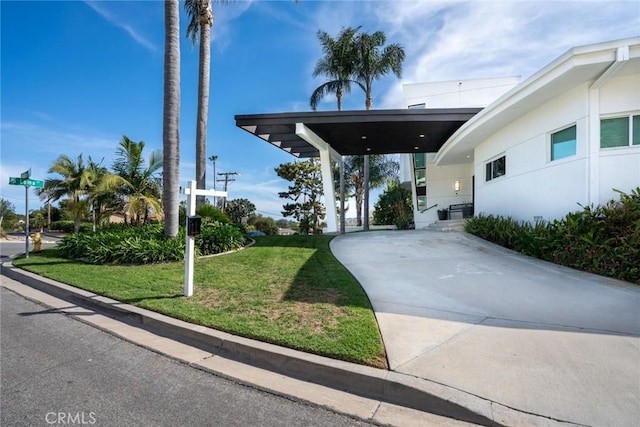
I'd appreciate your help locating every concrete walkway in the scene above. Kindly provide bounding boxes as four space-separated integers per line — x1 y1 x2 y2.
330 230 640 427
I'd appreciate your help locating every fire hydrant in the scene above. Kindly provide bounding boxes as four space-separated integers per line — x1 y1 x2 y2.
31 232 42 252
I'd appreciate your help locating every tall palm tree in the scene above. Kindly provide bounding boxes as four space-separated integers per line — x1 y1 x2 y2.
44 154 104 233
354 30 405 230
185 0 215 208
310 27 363 111
163 0 181 237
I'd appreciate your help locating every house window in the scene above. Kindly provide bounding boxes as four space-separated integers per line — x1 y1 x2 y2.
485 156 506 181
417 196 427 211
415 169 426 187
551 125 576 161
600 114 639 148
414 153 426 168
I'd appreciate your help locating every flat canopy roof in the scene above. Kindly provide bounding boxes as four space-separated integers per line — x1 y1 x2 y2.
235 108 482 158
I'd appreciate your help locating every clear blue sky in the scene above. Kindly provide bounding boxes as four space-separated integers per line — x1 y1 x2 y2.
1 0 638 219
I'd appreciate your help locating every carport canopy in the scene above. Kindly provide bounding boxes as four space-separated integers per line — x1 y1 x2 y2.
234 108 481 233
235 108 482 159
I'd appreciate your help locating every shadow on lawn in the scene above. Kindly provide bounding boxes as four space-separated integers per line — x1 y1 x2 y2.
253 235 374 310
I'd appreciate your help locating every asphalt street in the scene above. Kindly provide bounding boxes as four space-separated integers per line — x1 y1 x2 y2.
0 287 375 427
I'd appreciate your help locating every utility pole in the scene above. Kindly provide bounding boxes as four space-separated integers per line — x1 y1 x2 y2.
216 171 238 213
208 155 218 206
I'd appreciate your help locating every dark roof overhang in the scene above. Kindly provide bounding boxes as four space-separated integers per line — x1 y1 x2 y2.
235 108 482 158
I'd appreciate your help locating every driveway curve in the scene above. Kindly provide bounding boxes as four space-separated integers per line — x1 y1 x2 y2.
330 230 640 427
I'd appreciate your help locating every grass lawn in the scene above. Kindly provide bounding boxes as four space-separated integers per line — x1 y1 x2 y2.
13 235 388 368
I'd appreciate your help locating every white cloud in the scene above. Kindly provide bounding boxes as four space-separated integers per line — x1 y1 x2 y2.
368 0 640 108
84 1 159 53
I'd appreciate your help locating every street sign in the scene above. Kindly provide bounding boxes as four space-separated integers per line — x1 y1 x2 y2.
8 177 44 188
21 169 31 179
23 179 43 188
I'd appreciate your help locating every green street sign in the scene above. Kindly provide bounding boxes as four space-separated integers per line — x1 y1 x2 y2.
9 177 43 188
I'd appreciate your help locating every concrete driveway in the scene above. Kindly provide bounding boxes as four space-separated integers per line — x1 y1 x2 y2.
330 230 640 427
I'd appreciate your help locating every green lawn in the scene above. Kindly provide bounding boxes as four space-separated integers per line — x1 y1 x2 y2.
13 235 387 368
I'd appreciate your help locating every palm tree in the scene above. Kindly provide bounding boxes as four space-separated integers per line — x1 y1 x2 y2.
163 0 181 237
110 136 164 225
44 154 105 233
339 155 399 227
310 27 363 111
185 0 216 208
354 30 405 230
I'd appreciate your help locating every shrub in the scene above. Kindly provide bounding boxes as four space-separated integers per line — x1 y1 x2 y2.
57 221 245 265
373 181 414 229
465 188 640 284
195 219 246 255
196 204 230 223
50 220 90 233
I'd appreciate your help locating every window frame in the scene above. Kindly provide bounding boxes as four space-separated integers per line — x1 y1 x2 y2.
485 155 506 182
600 113 640 149
550 124 577 161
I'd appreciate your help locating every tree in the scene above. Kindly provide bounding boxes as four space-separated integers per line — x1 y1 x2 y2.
310 27 363 111
185 0 214 208
44 154 105 233
110 136 164 225
338 155 399 227
163 0 181 237
354 30 405 230
248 214 278 235
275 159 326 235
225 198 255 225
0 198 15 230
373 180 413 230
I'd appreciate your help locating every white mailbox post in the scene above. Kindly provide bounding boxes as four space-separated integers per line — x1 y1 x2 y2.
182 180 227 297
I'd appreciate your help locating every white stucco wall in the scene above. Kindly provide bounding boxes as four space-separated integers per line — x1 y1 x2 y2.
413 155 473 229
473 74 639 222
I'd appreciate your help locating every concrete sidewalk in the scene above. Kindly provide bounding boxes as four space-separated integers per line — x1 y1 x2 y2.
330 230 640 427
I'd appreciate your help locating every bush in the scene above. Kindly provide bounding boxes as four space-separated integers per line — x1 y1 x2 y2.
50 220 90 233
196 204 230 223
57 221 245 265
465 188 640 284
195 219 246 255
373 181 414 229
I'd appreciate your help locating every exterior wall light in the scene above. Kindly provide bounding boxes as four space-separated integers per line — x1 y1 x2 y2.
454 180 461 192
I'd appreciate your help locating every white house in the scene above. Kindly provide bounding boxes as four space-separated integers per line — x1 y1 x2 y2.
404 37 640 228
237 37 639 233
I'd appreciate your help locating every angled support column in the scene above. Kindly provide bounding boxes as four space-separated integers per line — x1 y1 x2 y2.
295 123 341 233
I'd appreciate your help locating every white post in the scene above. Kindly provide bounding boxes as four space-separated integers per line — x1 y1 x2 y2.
184 180 197 297
183 181 227 297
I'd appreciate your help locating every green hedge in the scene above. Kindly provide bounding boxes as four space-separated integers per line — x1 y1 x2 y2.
465 188 640 284
57 222 245 265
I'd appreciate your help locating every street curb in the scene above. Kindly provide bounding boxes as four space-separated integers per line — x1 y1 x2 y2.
1 262 504 426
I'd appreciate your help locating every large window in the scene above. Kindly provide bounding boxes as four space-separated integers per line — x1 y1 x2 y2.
551 125 576 161
485 155 506 182
601 114 640 148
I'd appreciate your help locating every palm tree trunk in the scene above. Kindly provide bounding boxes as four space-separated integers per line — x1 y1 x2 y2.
363 83 373 231
163 0 181 237
195 1 212 208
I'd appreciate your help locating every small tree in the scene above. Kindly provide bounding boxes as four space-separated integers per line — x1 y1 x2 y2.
373 181 413 230
275 159 326 234
226 198 256 225
248 214 279 235
0 198 16 233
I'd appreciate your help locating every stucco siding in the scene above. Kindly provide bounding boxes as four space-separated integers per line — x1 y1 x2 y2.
474 85 591 221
